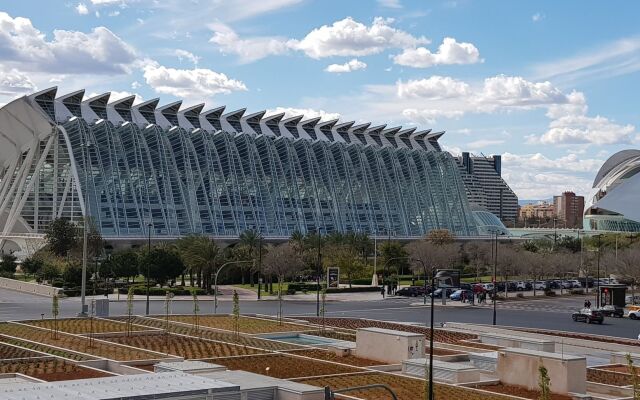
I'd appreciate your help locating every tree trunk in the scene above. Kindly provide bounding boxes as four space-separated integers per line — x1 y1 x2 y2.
181 273 185 287
189 270 194 287
197 268 202 288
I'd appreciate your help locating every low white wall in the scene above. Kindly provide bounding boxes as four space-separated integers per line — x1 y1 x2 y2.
0 277 61 297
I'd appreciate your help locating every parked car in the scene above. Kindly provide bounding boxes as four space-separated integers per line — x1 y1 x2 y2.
516 281 531 291
533 281 547 290
627 309 640 320
396 286 426 297
572 308 604 324
560 281 573 289
460 283 472 291
430 288 455 298
548 280 561 289
450 289 473 301
567 280 582 288
598 305 624 318
481 283 494 292
471 284 486 294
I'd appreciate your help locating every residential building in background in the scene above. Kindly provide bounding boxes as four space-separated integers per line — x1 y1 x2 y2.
554 191 585 229
0 88 513 255
518 201 555 222
584 149 640 232
455 152 519 224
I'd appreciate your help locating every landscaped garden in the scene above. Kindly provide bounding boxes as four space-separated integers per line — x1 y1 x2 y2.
100 332 266 358
109 316 302 351
0 358 111 381
284 349 382 367
0 323 163 361
25 318 156 334
0 334 95 361
167 315 311 334
0 342 43 359
206 353 360 379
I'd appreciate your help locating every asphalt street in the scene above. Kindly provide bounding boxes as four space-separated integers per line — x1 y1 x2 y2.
1 288 639 339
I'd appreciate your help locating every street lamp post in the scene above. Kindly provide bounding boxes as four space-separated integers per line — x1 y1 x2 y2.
79 140 93 317
145 222 152 315
257 236 262 300
214 260 252 314
596 235 602 307
315 229 322 317
493 231 498 326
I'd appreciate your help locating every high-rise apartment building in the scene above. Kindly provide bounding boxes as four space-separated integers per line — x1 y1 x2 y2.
455 152 519 223
553 191 585 228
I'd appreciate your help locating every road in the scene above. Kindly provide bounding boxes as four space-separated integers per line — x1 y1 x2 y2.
1 288 639 339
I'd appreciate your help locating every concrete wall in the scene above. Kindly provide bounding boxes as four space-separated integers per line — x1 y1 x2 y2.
355 328 424 364
496 349 586 395
0 277 61 297
277 388 325 400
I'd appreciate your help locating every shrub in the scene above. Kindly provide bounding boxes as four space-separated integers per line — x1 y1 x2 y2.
544 289 556 296
288 283 322 292
570 288 584 295
516 293 524 298
116 286 206 296
286 288 296 295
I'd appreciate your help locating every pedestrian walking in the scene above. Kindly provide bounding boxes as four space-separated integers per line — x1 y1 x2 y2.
380 286 385 298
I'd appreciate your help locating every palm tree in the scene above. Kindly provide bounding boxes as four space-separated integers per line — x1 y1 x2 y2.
177 235 221 293
239 229 263 287
289 230 305 255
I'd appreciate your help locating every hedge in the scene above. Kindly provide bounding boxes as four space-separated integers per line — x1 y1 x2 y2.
116 286 207 296
64 287 112 297
326 286 382 293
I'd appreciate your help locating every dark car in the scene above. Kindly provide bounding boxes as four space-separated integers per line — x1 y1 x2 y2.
396 286 426 297
572 308 604 324
460 283 472 291
599 305 624 318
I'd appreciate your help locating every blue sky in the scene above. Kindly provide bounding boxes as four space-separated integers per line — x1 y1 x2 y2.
1 0 639 199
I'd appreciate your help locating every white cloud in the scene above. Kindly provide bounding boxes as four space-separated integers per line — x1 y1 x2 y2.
75 3 89 15
0 67 36 95
397 76 470 99
477 75 569 108
209 23 294 63
532 13 544 22
402 108 463 124
90 0 124 4
0 12 137 75
131 81 141 89
325 59 367 73
378 0 402 8
393 37 481 68
295 17 428 59
141 61 247 99
175 49 200 66
87 90 143 104
108 10 120 17
532 35 640 84
266 107 340 121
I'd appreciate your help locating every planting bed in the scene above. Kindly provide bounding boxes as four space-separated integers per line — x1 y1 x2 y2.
0 323 161 361
284 349 382 367
167 315 311 334
587 366 633 386
475 383 572 400
111 316 301 351
0 343 42 359
207 353 360 379
0 335 94 361
0 358 110 381
100 332 265 359
301 330 356 342
298 317 478 345
25 318 153 334
514 327 640 348
296 372 515 400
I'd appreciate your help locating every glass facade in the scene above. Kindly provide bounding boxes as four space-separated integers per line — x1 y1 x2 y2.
0 88 485 241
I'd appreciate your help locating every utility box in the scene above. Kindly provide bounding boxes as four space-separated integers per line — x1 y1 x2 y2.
93 299 109 317
356 327 424 364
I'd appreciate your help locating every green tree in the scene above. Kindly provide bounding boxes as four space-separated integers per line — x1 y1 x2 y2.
40 262 61 282
21 257 44 278
232 290 240 339
44 218 78 257
538 363 551 400
238 229 263 287
140 247 184 287
177 235 221 293
62 261 83 287
325 244 363 288
108 250 139 283
379 241 409 278
0 252 17 277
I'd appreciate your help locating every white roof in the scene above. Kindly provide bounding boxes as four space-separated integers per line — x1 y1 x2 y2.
0 372 239 400
357 327 423 337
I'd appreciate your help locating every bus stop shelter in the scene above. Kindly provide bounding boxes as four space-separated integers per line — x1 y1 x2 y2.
599 284 627 308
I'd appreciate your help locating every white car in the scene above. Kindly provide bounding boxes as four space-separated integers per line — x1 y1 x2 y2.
561 281 573 289
628 309 640 320
568 280 582 288
482 283 495 291
533 281 547 290
516 281 528 291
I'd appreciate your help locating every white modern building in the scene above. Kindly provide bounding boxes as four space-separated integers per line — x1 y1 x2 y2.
584 149 640 232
